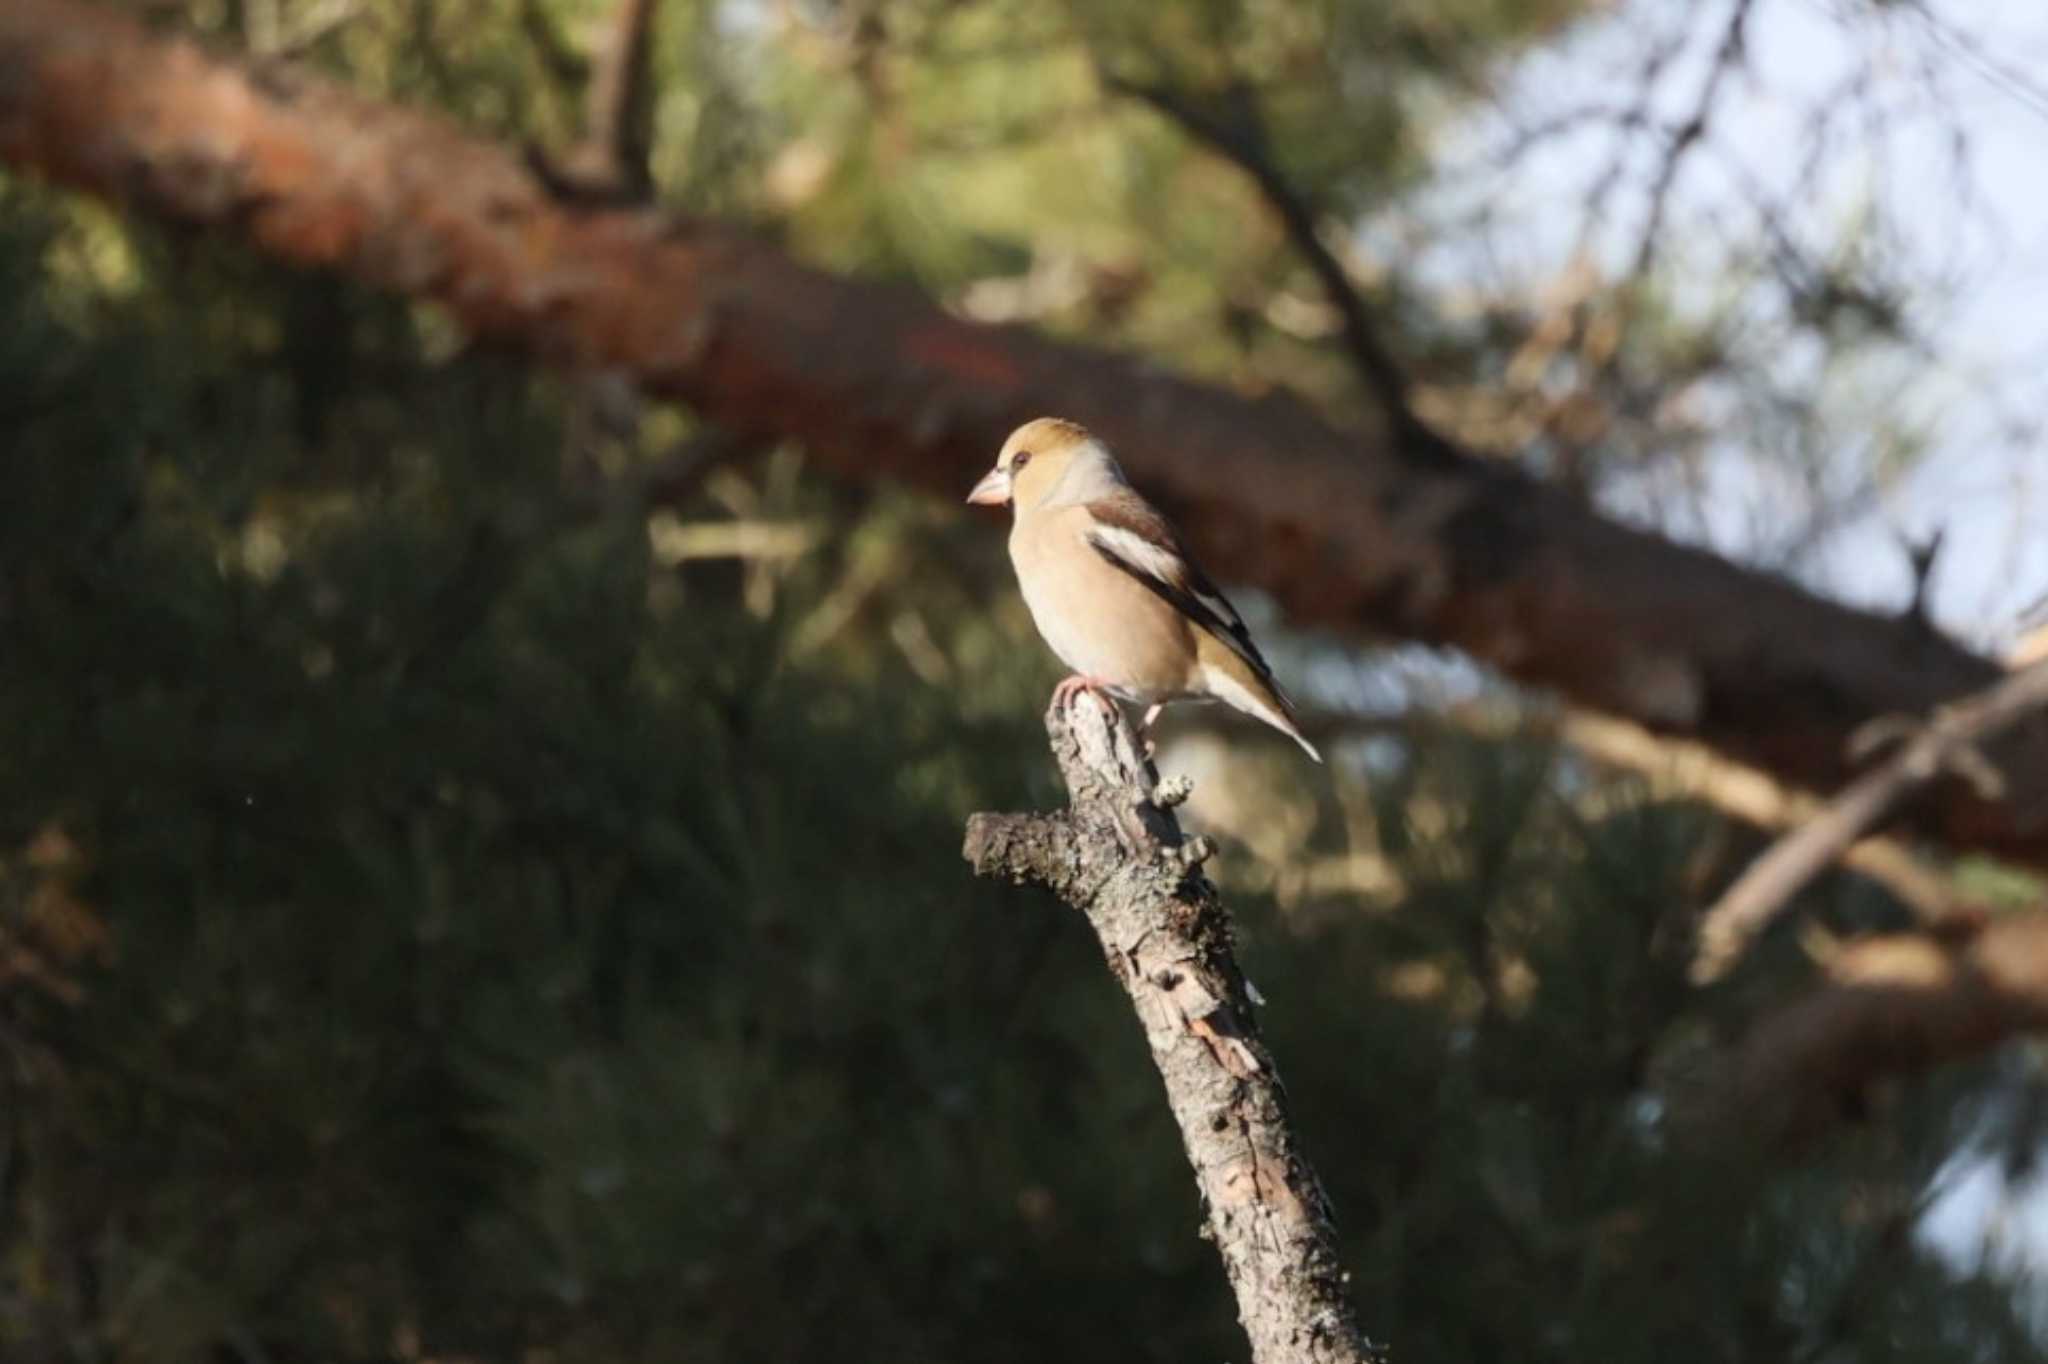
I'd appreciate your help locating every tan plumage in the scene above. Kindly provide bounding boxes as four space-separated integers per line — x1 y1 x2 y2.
966 417 1320 762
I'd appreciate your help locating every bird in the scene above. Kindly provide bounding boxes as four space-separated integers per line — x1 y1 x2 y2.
965 417 1321 762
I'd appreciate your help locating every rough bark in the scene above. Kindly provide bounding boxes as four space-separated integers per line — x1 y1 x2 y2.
4 0 2048 865
964 700 1379 1364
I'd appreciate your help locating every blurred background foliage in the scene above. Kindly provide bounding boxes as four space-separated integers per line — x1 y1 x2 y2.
4 0 2047 1360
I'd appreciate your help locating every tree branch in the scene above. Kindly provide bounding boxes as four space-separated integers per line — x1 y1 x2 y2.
1693 659 2048 983
518 0 590 96
5 0 2048 868
572 0 659 200
1100 70 1444 456
1627 0 1754 278
964 700 1380 1364
1543 708 1962 926
523 0 660 204
1696 910 2048 1152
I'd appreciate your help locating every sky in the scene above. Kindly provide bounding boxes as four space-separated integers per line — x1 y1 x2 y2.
1413 0 2048 653
1414 0 2048 1293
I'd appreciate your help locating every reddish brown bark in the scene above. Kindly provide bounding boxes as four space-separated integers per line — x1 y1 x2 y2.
3 0 2045 862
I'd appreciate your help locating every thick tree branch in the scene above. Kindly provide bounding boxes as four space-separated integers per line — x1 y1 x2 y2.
964 699 1379 1364
1694 659 2048 983
5 1 2048 866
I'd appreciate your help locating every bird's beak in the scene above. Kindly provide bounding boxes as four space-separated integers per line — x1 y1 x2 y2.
965 466 1011 507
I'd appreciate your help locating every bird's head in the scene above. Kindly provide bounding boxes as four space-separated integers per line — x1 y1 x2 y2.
966 417 1109 512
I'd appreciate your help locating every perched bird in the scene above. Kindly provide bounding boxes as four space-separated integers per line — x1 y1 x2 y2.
966 417 1321 762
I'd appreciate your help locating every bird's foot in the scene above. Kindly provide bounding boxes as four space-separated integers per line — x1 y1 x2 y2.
1051 674 1118 718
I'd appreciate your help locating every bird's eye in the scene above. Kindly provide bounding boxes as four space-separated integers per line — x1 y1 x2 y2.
1011 450 1033 470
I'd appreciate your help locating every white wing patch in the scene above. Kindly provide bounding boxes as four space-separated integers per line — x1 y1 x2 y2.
1088 523 1244 632
1088 522 1180 583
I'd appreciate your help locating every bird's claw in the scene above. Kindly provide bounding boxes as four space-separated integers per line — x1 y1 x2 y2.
1051 675 1117 717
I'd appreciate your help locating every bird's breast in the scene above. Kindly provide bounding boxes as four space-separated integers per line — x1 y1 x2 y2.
1009 514 1196 702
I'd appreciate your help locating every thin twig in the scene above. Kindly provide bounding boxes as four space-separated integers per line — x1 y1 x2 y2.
1100 69 1455 462
1901 525 1946 629
1692 660 2048 984
1627 0 1755 279
519 0 591 94
249 0 366 59
526 0 661 203
964 700 1381 1364
575 0 660 199
1574 15 1693 254
1171 700 1963 928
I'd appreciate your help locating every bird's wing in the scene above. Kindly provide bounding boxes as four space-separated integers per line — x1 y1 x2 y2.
1081 491 1278 688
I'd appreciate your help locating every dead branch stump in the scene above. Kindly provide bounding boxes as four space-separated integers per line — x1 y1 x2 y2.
964 699 1380 1364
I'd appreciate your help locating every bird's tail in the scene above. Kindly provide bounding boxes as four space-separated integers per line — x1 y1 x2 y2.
1200 662 1323 763
1265 699 1323 764
1274 712 1323 764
